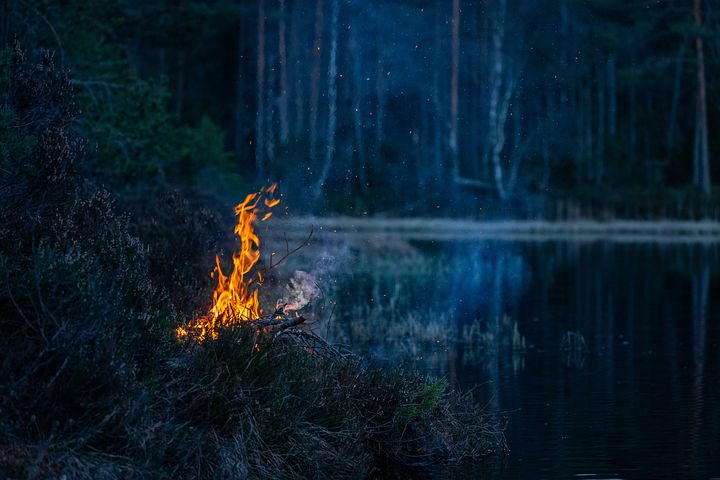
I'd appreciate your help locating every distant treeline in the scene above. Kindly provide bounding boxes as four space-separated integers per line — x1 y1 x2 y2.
3 0 719 217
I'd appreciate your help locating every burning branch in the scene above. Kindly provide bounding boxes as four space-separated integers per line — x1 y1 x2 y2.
177 184 316 343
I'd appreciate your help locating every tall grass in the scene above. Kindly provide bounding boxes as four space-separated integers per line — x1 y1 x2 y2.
0 47 504 479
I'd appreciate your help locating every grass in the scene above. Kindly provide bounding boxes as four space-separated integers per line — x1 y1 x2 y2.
0 318 505 479
0 47 504 479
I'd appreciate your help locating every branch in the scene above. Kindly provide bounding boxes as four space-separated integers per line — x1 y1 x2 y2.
254 314 306 330
452 171 496 190
266 227 314 271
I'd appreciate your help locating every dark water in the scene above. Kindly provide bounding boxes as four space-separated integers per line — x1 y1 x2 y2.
332 240 720 479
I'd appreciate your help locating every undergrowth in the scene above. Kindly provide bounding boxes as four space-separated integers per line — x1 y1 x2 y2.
0 46 504 479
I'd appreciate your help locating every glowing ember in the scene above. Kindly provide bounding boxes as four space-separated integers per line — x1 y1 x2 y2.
177 183 280 341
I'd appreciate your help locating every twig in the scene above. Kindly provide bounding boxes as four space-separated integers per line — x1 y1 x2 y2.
267 227 314 271
5 268 38 337
47 355 70 387
254 314 306 330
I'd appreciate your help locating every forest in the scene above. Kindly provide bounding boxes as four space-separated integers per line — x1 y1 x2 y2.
3 0 720 218
2 0 720 479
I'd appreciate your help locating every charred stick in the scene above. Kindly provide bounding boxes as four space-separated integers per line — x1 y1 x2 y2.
254 315 306 330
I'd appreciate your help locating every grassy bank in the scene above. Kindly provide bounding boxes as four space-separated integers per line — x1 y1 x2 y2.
0 49 503 479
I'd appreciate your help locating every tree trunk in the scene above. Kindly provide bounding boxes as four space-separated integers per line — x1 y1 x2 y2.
309 0 324 167
479 0 490 177
431 0 443 181
508 96 522 193
278 0 289 144
488 0 510 199
256 0 266 179
450 0 496 192
290 0 304 138
575 82 584 182
643 91 652 185
234 14 245 153
584 83 592 182
693 0 711 194
349 22 366 192
540 88 553 190
667 39 687 150
449 0 460 169
629 81 636 166
597 65 605 183
313 0 338 204
469 0 481 178
266 52 276 163
607 55 616 137
374 34 386 162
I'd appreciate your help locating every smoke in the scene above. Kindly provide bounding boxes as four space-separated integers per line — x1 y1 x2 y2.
277 270 321 313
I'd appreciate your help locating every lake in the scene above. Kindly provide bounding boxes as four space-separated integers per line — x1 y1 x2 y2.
266 222 720 479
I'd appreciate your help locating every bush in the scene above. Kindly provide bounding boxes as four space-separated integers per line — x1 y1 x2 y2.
0 45 167 459
0 47 503 479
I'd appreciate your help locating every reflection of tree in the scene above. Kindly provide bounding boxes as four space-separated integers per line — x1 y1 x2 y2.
690 260 709 474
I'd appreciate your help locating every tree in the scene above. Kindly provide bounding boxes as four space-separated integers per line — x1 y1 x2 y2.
486 0 515 199
693 0 711 194
278 0 289 144
348 17 366 192
450 0 494 192
449 0 459 170
313 0 338 203
309 0 324 167
256 0 267 179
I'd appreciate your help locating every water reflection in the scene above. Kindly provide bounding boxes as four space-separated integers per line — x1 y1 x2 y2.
324 240 720 479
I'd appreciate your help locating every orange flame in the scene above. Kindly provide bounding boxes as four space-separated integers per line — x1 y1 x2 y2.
178 183 280 341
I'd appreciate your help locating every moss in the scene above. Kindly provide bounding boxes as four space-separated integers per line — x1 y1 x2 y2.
400 378 449 422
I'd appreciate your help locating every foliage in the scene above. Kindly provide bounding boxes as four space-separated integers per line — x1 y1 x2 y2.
5 0 720 216
0 48 503 479
7 0 237 189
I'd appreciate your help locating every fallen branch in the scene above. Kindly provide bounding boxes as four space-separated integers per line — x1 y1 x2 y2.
254 314 306 330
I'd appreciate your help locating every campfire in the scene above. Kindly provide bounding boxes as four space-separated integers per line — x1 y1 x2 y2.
177 183 284 341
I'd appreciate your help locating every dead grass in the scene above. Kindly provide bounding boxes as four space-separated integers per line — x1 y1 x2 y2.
0 48 504 479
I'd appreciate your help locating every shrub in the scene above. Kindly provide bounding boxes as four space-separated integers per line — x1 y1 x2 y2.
0 47 504 479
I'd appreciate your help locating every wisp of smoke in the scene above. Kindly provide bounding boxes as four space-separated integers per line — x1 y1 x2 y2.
278 270 321 313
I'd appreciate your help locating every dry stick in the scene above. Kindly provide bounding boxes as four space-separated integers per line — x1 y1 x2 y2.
249 309 350 358
254 314 306 330
267 227 314 271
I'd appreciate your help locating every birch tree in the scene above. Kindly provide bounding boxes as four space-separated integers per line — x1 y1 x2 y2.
486 0 515 199
313 0 338 203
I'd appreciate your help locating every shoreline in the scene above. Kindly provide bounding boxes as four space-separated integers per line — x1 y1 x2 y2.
266 217 720 242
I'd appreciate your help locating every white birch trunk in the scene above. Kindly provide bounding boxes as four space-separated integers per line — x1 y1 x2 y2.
313 0 338 203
